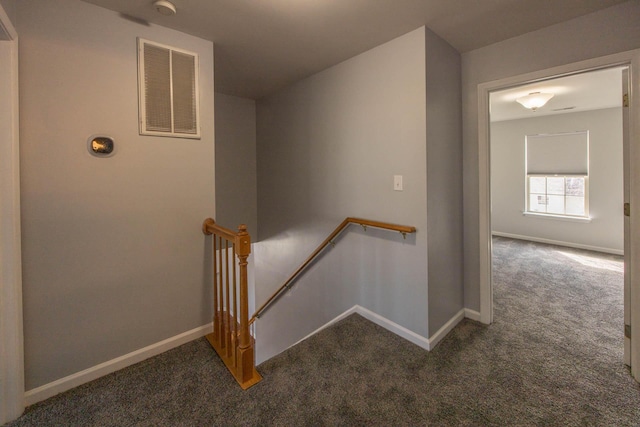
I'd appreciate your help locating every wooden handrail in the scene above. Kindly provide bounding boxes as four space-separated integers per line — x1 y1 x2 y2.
203 217 238 242
249 217 416 324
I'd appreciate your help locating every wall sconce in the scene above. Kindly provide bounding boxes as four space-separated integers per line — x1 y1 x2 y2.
87 135 115 157
516 92 554 111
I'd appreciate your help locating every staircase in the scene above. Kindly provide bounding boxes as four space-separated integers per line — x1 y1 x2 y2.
202 217 416 389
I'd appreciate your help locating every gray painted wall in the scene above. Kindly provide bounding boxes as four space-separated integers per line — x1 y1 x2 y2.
255 27 429 363
425 29 463 336
17 0 215 389
491 108 624 253
214 93 258 236
461 1 640 311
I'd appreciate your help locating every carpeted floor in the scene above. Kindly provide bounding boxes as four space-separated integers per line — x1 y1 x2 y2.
5 237 640 426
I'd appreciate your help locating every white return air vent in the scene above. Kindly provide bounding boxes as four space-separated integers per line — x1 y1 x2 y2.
138 38 200 139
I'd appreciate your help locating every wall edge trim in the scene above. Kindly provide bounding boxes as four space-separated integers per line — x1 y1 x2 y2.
464 309 482 322
355 305 431 350
427 308 466 349
492 231 623 255
289 306 360 349
288 305 435 354
24 323 212 406
290 305 470 355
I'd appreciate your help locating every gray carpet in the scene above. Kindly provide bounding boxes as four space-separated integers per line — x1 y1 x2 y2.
5 237 640 426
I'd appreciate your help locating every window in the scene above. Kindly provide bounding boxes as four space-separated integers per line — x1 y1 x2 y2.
137 39 200 138
525 131 589 218
527 175 588 216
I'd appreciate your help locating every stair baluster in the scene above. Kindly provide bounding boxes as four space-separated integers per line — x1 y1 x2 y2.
202 218 262 389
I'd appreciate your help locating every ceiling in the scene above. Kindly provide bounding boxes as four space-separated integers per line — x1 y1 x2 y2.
80 0 629 100
0 0 15 41
490 67 625 122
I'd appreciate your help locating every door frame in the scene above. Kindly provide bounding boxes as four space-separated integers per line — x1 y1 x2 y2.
477 49 640 381
0 3 24 424
623 68 631 366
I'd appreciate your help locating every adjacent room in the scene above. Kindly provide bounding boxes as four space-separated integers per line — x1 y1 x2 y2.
489 67 629 368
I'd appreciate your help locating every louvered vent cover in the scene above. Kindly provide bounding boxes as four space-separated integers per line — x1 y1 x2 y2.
138 39 200 138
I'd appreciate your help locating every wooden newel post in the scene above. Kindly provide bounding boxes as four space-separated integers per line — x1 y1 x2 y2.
234 224 262 388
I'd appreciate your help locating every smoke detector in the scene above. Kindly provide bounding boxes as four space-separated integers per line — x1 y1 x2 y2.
153 0 177 16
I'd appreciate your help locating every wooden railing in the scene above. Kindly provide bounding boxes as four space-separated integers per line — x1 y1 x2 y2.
249 217 416 324
202 218 261 389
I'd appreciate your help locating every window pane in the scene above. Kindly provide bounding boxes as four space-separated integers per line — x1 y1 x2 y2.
547 177 565 195
566 196 585 216
547 195 564 214
566 177 585 196
529 194 547 212
529 177 546 194
526 175 588 217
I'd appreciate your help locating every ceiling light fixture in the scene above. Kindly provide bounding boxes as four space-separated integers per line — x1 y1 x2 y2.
516 92 554 111
153 0 177 16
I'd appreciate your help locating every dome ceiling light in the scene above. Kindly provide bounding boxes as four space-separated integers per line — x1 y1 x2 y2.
516 92 554 111
153 0 177 16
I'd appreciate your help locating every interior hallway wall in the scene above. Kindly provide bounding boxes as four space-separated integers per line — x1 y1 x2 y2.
425 28 464 336
17 0 215 389
214 92 258 236
461 1 640 311
255 27 429 363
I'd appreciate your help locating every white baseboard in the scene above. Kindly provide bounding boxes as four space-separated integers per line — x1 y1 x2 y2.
292 305 469 354
31 307 471 406
24 323 212 406
464 308 480 322
292 305 430 351
492 231 623 255
292 306 361 348
354 305 431 351
464 308 481 322
428 309 465 349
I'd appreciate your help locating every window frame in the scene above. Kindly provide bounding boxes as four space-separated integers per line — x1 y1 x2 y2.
137 38 201 139
525 174 590 219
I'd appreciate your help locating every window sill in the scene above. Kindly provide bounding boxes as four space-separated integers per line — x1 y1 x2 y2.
522 211 592 223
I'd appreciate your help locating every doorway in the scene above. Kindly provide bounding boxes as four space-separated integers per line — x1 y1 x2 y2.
489 67 627 366
477 50 640 382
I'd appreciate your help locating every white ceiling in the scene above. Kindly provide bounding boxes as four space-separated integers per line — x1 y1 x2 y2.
80 0 629 100
490 67 624 122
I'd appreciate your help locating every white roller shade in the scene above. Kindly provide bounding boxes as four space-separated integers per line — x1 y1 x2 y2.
526 131 589 175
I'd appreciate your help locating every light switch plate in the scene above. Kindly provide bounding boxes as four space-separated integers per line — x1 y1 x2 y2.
394 175 403 191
